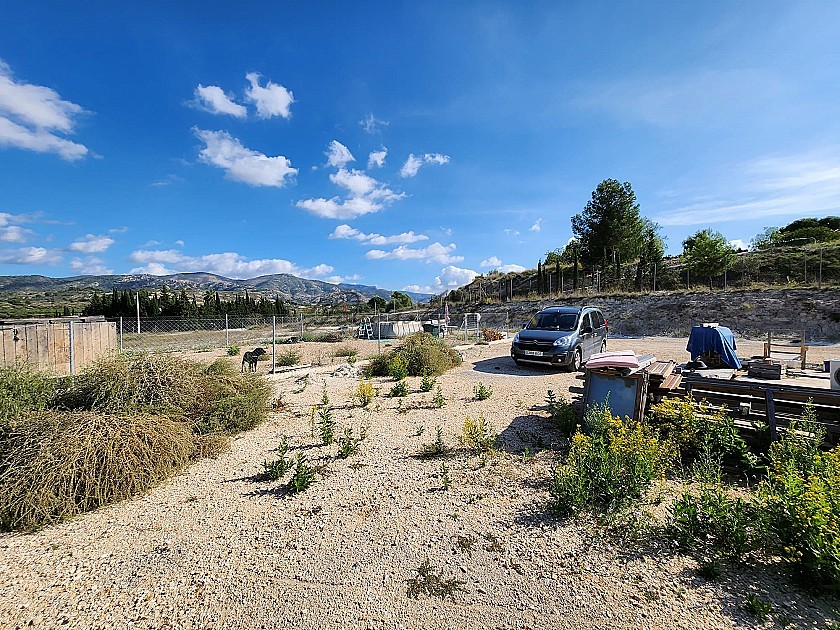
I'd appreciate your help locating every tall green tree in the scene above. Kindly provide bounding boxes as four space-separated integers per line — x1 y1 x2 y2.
388 291 413 312
635 220 666 291
571 179 646 283
681 229 736 289
367 296 387 311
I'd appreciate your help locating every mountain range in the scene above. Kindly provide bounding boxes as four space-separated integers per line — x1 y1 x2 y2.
0 272 433 305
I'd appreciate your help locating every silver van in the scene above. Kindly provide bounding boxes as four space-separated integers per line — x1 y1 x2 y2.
510 306 608 371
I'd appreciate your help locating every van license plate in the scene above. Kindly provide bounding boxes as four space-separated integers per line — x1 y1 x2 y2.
523 350 543 356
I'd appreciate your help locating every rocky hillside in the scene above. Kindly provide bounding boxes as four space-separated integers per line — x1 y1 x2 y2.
0 272 432 308
444 288 840 342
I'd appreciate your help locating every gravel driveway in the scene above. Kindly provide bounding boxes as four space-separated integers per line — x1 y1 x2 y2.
1 337 838 628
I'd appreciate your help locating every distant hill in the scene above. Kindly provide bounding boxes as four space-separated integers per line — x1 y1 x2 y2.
0 272 432 309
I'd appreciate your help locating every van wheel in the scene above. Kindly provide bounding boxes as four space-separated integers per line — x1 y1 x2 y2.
569 348 582 372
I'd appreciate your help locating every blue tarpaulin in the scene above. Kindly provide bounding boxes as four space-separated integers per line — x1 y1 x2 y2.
686 325 742 369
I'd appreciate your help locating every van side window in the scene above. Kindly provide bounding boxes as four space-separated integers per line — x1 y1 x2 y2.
593 311 605 329
581 312 593 331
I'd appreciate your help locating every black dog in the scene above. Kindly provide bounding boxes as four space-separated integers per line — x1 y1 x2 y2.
242 347 267 372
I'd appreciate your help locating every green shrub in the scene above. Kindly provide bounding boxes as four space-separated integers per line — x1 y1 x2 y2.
227 344 241 356
460 415 496 452
432 385 446 408
367 332 461 378
333 344 358 358
744 594 772 620
473 382 493 401
287 453 315 493
667 485 757 559
550 404 674 516
0 411 195 530
389 380 409 398
387 355 409 380
318 405 335 445
421 426 448 457
276 349 301 367
647 397 756 471
546 390 578 435
0 365 57 421
337 426 365 459
758 411 840 589
261 456 293 480
354 378 375 407
420 371 436 392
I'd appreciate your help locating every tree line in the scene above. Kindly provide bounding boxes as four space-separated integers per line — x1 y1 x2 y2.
83 287 291 318
531 179 840 293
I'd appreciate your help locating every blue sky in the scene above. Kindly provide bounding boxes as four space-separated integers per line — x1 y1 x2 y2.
1 2 839 294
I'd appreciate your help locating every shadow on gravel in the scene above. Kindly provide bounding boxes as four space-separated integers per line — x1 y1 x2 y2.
471 356 564 376
497 413 566 455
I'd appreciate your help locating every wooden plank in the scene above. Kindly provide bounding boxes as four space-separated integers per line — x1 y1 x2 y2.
765 390 778 441
14 325 27 366
647 360 676 379
0 328 10 368
36 324 49 371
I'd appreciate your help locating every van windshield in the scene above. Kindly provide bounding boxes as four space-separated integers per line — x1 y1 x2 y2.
526 312 578 331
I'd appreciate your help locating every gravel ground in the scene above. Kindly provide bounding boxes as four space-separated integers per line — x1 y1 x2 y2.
1 336 839 629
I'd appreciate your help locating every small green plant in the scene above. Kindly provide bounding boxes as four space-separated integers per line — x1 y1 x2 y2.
389 380 409 398
412 424 425 437
406 558 467 601
333 344 358 359
421 426 447 457
387 355 409 380
227 344 241 356
354 378 375 407
744 594 772 620
320 383 330 407
276 349 301 367
473 382 493 401
420 371 436 392
318 405 335 445
287 453 315 493
261 455 293 480
337 427 364 459
432 385 446 408
440 462 451 490
546 390 578 435
460 415 497 452
667 485 756 559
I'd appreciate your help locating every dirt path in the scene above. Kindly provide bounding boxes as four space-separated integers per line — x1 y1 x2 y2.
1 337 838 628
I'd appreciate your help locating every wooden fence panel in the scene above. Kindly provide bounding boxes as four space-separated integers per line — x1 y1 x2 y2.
0 322 115 375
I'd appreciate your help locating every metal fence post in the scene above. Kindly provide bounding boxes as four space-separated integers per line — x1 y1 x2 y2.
119 316 123 351
68 321 75 375
300 313 304 337
272 315 276 373
225 314 229 347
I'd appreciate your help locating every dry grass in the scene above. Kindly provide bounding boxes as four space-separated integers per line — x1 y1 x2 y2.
0 411 195 531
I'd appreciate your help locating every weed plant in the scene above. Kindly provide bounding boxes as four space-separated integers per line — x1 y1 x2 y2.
440 463 451 490
333 344 358 359
261 456 293 480
318 405 335 445
0 411 194 530
337 427 364 459
287 453 315 493
276 349 301 367
227 345 241 356
406 558 466 601
0 365 57 422
473 382 493 401
546 390 578 435
354 378 375 407
744 594 772 620
366 332 462 377
387 355 409 380
549 404 675 516
421 426 448 457
432 385 446 408
420 371 436 392
460 415 497 452
389 380 409 398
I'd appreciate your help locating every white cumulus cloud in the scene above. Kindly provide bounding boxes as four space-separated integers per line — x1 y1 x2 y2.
400 153 451 178
0 61 89 161
329 223 427 245
245 72 294 119
0 225 32 243
325 140 355 168
297 167 404 220
365 242 462 264
128 249 333 280
530 219 542 232
193 85 247 118
68 233 115 254
70 256 113 275
0 246 61 265
195 128 297 187
498 264 527 273
368 148 387 169
480 256 502 268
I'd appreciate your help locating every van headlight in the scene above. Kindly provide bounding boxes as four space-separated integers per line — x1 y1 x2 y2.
512 332 520 344
553 336 572 348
